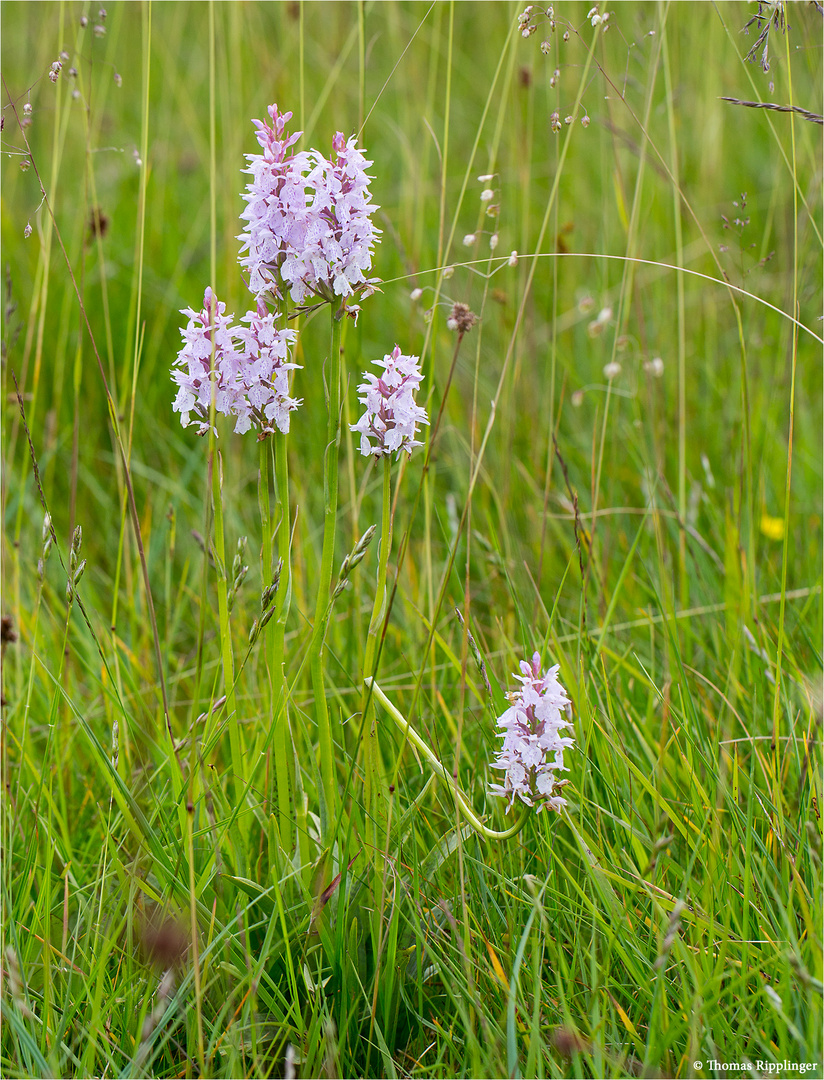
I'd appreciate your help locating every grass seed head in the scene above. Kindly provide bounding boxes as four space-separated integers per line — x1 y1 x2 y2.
446 302 478 333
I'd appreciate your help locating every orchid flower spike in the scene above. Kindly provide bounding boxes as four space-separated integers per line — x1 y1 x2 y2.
488 652 574 813
171 289 300 437
351 346 429 459
238 104 381 314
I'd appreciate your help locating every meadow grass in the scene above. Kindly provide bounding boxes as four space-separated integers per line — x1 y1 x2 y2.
1 3 822 1078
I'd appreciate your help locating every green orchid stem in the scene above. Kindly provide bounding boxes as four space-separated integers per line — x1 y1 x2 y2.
364 456 392 677
364 678 529 841
310 308 344 839
260 436 293 854
361 457 393 871
274 431 294 850
211 450 243 813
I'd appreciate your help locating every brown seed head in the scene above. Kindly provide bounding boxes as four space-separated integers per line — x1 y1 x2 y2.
139 915 189 970
551 1027 590 1057
446 302 478 334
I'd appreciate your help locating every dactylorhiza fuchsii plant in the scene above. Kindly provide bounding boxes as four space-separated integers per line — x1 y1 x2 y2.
170 101 561 872
238 104 381 318
171 290 300 437
350 345 430 459
170 101 394 853
488 652 574 813
350 348 429 870
366 653 573 841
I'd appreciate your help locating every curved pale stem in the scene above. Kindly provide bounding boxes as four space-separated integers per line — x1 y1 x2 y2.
364 678 528 841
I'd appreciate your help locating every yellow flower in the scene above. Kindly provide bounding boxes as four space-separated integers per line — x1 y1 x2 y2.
760 514 784 541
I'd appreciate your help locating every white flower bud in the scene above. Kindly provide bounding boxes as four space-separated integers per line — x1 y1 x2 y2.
644 357 664 377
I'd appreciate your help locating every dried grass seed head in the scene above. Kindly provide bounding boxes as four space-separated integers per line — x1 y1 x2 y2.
446 302 477 333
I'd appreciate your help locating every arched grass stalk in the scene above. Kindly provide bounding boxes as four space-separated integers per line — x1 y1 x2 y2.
365 678 528 842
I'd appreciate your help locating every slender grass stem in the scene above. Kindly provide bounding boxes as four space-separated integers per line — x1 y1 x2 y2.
772 28 801 793
661 27 688 614
186 801 205 1073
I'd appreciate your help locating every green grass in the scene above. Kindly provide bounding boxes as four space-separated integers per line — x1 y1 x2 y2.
1 2 822 1078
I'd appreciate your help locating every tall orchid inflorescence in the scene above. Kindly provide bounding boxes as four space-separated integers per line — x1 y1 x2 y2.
489 652 574 813
238 105 381 315
172 103 383 437
172 291 300 437
351 346 429 458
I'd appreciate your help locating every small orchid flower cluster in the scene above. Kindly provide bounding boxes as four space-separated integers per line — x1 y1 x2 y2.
489 652 574 813
172 105 383 438
351 346 429 459
172 291 300 437
238 105 380 314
